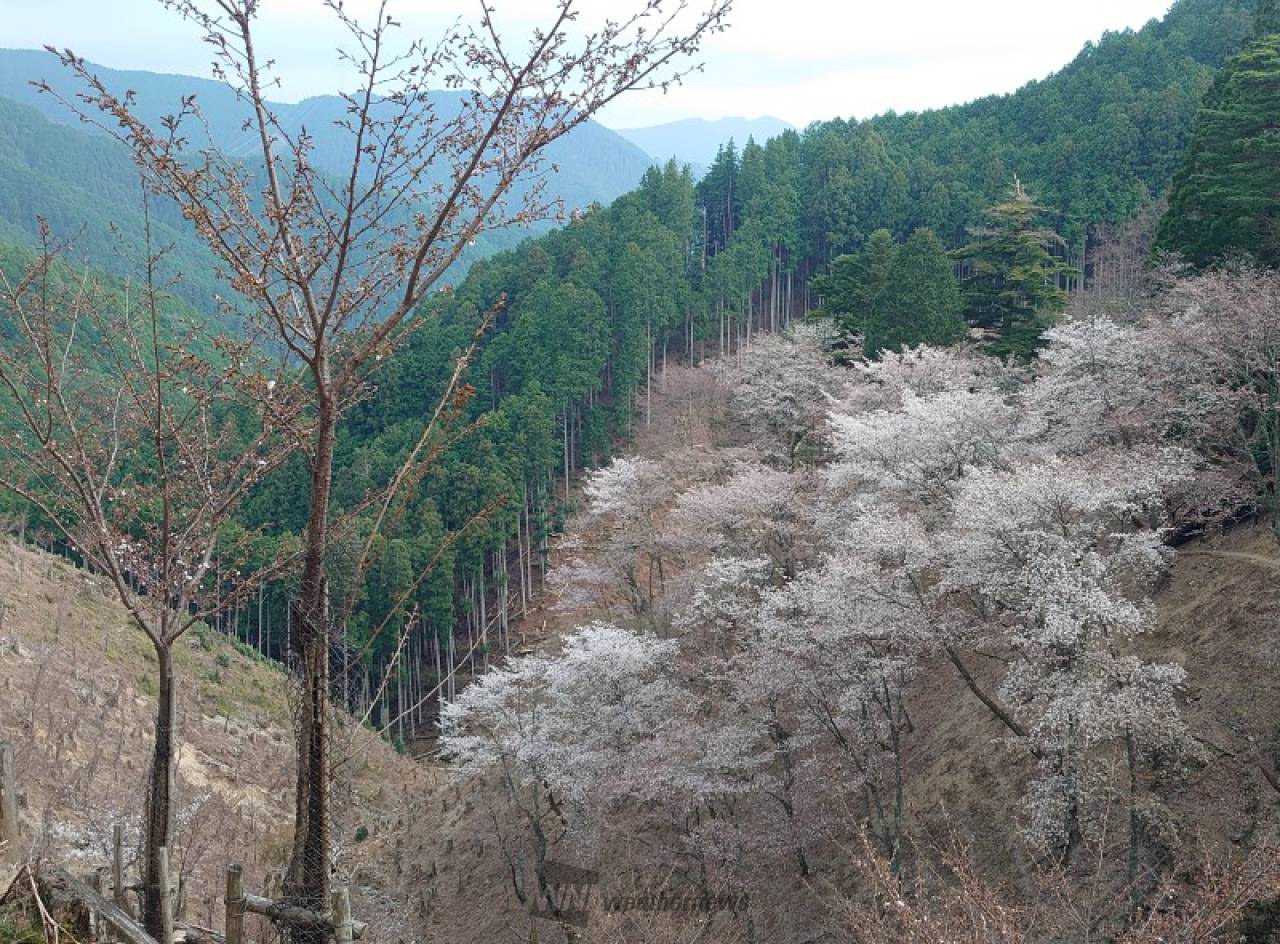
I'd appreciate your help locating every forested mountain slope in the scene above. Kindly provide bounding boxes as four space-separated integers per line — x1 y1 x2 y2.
433 296 1280 940
5 325 1279 943
149 0 1273 755
863 0 1256 242
0 48 654 215
693 0 1256 275
0 95 229 313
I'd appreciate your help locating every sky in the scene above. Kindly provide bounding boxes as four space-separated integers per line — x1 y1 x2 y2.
3 0 1178 128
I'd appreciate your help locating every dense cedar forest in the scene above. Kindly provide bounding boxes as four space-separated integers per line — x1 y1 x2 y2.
3 0 1280 940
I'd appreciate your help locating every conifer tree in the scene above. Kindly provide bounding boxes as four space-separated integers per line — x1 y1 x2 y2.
1258 0 1280 37
867 228 966 356
814 229 897 340
954 179 1071 355
1155 12 1280 268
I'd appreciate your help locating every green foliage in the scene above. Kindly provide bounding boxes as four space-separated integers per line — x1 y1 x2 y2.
0 915 46 944
1156 31 1280 267
814 229 897 339
1 0 1266 686
0 95 230 314
1257 0 1280 35
953 180 1072 355
855 0 1253 244
869 228 966 356
192 624 216 652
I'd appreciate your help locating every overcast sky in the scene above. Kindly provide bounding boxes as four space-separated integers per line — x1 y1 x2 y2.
5 0 1177 128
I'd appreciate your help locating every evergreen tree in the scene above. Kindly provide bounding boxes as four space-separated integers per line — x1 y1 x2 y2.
866 228 965 356
697 140 741 257
1258 0 1280 36
813 229 897 339
1155 23 1280 267
954 179 1071 355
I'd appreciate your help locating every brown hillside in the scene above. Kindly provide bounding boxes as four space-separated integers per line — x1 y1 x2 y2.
0 540 437 941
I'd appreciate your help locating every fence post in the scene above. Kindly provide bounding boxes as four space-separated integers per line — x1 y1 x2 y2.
332 886 354 944
89 870 105 941
158 846 174 944
0 742 18 862
225 865 245 944
113 823 130 916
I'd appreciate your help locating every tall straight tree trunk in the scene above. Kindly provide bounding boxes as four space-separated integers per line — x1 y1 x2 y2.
142 643 177 941
562 411 571 499
646 318 653 426
285 389 336 941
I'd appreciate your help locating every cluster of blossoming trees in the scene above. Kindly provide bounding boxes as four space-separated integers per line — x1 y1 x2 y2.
441 267 1280 938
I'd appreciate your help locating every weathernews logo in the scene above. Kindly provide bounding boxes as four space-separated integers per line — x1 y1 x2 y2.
531 860 749 928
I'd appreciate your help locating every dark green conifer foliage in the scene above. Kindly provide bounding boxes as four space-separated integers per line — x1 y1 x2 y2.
954 179 1071 355
1155 20 1280 267
1257 0 1280 35
867 228 966 356
813 229 897 339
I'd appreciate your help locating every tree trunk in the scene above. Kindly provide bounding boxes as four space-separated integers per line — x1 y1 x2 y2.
285 393 336 941
142 643 177 941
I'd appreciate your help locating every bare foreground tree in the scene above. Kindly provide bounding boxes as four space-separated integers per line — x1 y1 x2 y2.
37 0 731 937
0 218 305 938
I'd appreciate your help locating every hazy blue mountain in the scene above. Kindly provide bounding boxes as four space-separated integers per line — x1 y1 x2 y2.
615 116 795 168
0 49 655 215
0 48 657 312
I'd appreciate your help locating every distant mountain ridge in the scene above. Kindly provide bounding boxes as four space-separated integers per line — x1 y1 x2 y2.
0 48 656 311
0 49 654 213
615 115 794 169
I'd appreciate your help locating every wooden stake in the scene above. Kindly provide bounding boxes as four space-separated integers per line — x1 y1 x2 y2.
332 886 354 944
89 870 105 941
0 742 18 861
113 823 129 916
158 846 174 944
225 865 244 944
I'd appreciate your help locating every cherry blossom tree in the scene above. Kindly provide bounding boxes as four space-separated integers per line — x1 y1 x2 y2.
741 550 929 871
827 388 1022 507
441 622 680 920
943 451 1196 862
552 456 679 621
1158 267 1280 537
722 327 846 467
0 229 303 936
673 462 818 576
842 343 1007 414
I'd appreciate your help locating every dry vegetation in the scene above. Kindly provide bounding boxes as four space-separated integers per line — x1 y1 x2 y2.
0 539 437 942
